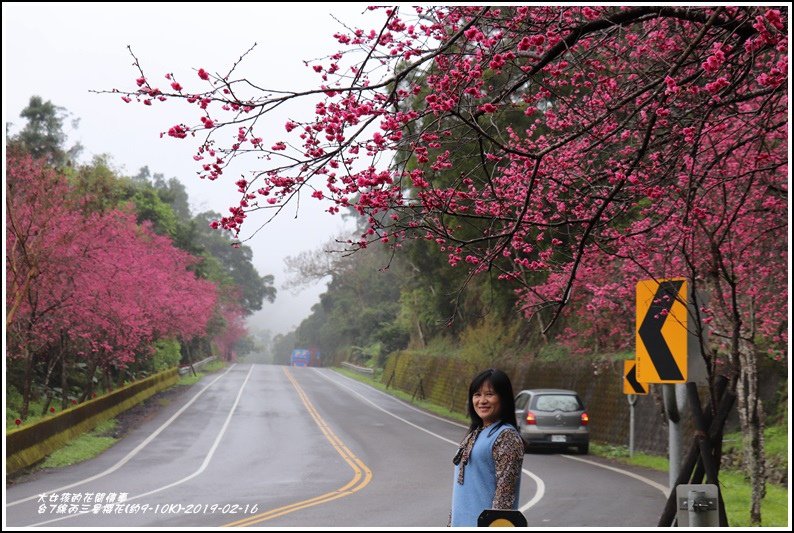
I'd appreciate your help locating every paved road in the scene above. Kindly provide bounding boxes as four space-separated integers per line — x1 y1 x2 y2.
5 364 669 527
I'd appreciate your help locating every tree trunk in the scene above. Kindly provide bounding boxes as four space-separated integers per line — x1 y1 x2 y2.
411 291 427 349
80 359 98 402
6 265 38 328
20 343 34 420
703 264 766 525
61 345 69 410
185 340 197 377
736 340 766 525
39 350 59 416
536 312 549 344
60 331 69 409
415 317 426 349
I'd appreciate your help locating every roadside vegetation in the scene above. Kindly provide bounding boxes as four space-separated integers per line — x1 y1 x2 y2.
41 419 119 468
591 428 788 529
336 367 468 425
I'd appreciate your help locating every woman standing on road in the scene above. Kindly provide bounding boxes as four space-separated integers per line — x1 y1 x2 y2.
449 368 524 527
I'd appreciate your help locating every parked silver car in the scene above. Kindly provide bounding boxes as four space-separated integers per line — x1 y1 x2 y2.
514 389 589 454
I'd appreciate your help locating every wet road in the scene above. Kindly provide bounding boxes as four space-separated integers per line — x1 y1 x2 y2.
5 364 668 527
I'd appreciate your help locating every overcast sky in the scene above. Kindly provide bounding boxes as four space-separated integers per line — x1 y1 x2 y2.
3 3 384 336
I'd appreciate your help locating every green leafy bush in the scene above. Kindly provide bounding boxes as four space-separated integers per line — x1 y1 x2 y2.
152 338 181 371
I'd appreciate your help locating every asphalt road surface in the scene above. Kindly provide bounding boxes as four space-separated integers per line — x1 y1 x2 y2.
5 364 669 527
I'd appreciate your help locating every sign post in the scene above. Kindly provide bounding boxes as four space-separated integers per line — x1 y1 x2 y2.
636 278 688 488
623 360 647 457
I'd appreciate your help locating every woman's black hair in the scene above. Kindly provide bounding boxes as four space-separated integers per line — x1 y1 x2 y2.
466 368 517 432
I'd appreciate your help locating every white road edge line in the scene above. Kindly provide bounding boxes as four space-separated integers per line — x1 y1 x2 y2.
28 365 255 527
313 368 546 511
321 368 670 507
7 363 238 508
560 454 670 496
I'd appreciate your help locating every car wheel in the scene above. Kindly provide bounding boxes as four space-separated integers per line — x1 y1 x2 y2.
577 442 589 455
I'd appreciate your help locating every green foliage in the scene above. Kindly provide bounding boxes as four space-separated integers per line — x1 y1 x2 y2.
589 442 670 470
6 386 27 426
421 335 458 358
722 422 788 466
372 322 410 364
335 367 469 424
40 419 118 468
152 338 181 371
397 288 439 347
10 95 81 166
6 385 49 427
152 173 192 220
192 211 275 313
349 342 385 368
761 423 788 459
721 470 788 527
535 343 571 362
233 335 257 357
132 186 179 236
65 155 275 316
271 331 298 366
68 155 135 213
178 373 203 386
293 243 405 360
202 359 226 373
458 316 521 365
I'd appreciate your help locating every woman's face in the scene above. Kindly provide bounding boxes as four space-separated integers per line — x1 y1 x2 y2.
472 380 501 426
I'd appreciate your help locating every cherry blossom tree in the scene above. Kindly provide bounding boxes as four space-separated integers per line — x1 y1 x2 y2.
6 153 218 414
113 6 787 522
6 151 91 416
58 214 218 399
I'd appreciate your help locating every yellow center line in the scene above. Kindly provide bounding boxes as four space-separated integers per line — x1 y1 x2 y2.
225 367 373 527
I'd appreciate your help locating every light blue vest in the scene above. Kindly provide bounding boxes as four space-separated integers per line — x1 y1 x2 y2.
451 423 520 527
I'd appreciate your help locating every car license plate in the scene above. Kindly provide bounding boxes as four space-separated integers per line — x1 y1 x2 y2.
551 435 567 443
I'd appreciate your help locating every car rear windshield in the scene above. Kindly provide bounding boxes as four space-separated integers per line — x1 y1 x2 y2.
532 394 583 412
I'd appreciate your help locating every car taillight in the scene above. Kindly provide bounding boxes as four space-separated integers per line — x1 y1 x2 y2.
581 412 589 426
525 411 537 425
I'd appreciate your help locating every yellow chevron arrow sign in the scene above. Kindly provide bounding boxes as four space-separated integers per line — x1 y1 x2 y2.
623 360 648 395
636 278 688 383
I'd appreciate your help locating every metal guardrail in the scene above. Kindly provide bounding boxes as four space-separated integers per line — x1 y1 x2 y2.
178 356 217 375
340 361 374 375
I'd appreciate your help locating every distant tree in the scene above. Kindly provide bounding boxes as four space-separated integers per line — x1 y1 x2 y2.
68 155 135 213
271 330 298 366
10 95 81 166
131 185 180 236
287 241 408 361
194 211 276 313
154 176 192 220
